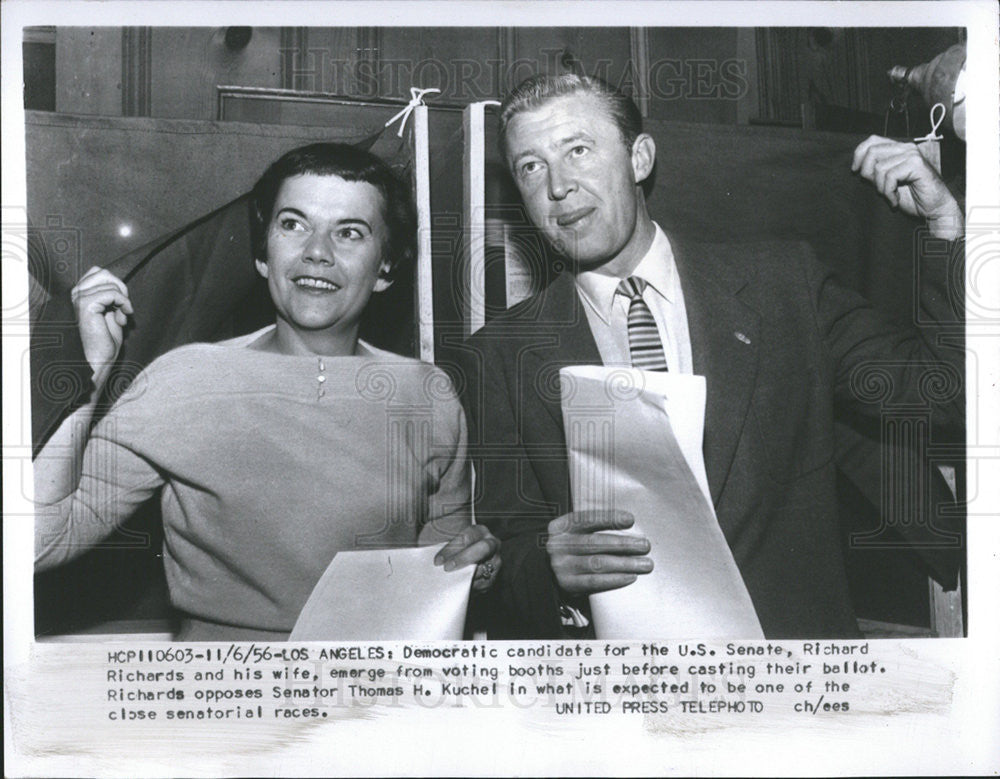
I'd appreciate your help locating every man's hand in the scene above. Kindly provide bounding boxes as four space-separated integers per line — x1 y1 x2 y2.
546 510 653 595
70 266 133 388
851 135 963 240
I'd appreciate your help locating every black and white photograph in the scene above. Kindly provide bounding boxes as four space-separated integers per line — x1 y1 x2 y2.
4 1 999 775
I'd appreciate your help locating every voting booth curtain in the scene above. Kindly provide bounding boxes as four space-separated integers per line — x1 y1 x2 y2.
27 110 963 634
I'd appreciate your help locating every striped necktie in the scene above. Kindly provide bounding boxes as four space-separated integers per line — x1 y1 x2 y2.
617 276 669 372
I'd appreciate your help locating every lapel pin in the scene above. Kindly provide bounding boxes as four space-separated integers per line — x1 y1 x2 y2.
734 331 752 345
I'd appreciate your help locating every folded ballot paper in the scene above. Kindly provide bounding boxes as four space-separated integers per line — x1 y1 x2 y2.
289 544 474 641
560 366 764 640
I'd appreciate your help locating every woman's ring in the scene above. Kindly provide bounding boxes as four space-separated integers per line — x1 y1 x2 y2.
480 562 496 579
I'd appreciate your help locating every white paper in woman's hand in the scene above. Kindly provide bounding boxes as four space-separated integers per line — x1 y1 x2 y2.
290 544 474 641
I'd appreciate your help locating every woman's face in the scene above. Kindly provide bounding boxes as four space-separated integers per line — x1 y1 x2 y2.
256 173 392 337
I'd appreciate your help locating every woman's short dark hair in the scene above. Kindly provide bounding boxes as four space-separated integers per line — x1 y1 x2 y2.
498 73 643 162
249 142 416 280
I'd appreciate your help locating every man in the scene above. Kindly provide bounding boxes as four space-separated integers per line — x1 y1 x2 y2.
458 74 964 639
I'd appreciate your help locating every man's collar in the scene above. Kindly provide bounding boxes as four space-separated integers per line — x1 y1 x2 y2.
574 223 676 323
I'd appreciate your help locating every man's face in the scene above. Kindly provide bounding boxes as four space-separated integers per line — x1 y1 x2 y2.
504 93 654 274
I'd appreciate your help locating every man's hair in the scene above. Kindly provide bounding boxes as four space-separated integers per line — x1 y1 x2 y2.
498 73 643 160
249 142 416 281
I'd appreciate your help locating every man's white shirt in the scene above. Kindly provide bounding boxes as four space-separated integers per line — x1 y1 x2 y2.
574 223 693 374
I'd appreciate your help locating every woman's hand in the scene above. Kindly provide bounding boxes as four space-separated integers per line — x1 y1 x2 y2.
434 524 502 593
71 266 133 387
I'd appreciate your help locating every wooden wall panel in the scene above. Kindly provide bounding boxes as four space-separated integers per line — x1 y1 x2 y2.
121 27 152 116
377 27 501 102
49 27 962 130
24 27 57 112
55 28 122 116
279 27 372 95
149 27 283 120
646 28 743 125
753 27 962 131
511 27 633 91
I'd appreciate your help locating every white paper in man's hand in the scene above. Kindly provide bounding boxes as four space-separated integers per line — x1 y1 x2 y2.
560 366 764 640
289 544 474 641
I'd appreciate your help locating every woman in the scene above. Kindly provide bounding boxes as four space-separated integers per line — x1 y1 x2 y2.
34 142 500 641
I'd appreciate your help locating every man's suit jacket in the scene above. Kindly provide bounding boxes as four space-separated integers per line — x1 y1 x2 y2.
457 236 964 639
